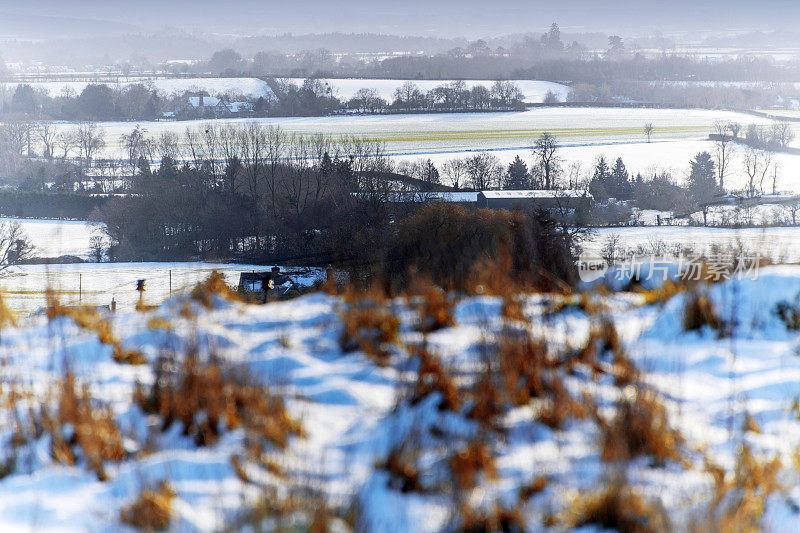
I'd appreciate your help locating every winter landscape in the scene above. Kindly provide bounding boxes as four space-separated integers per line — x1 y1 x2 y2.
5 0 800 531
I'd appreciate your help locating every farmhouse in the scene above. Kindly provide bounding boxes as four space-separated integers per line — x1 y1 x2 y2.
181 95 255 118
187 95 229 117
477 189 592 211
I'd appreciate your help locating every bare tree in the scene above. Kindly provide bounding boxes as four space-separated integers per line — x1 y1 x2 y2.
772 121 795 148
55 129 78 160
120 125 149 171
239 123 267 201
644 122 654 143
35 122 57 158
353 88 382 113
264 126 285 221
532 132 561 189
567 161 583 189
713 120 733 190
465 152 501 190
442 158 467 190
76 122 105 170
0 222 33 269
743 146 773 196
156 131 181 161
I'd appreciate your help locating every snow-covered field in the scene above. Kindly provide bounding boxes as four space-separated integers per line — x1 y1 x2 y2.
56 107 784 183
0 262 324 315
282 78 572 103
7 217 101 259
1 77 275 99
585 225 800 262
2 267 800 529
0 217 325 315
56 107 767 158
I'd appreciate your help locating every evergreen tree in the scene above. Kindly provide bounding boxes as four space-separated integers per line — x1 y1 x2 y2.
609 157 632 200
420 159 440 185
504 155 530 189
136 156 152 179
687 151 718 204
588 156 611 201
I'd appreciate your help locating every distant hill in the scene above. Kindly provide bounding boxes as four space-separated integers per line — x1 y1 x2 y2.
0 13 139 40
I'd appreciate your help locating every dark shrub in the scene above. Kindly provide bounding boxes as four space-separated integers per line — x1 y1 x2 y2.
383 203 576 292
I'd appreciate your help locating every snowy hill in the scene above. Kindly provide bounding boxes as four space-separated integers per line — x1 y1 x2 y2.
1 270 800 530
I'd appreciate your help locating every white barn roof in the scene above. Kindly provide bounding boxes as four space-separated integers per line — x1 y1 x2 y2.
479 189 591 199
188 96 222 108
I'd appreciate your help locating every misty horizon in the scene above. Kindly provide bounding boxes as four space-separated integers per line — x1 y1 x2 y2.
1 0 800 40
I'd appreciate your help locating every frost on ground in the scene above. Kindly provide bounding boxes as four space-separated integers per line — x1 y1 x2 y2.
2 269 800 530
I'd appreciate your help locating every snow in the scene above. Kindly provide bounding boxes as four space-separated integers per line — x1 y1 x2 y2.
45 107 800 192
585 226 800 262
2 78 275 99
2 265 800 529
0 262 324 315
4 217 101 259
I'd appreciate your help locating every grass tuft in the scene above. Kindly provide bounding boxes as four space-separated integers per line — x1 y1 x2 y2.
564 479 669 533
598 387 683 466
120 481 176 531
135 352 303 449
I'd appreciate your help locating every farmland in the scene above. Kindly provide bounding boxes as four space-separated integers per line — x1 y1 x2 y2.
42 106 800 190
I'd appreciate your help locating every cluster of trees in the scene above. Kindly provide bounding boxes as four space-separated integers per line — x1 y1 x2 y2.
743 122 795 150
1 83 167 121
0 79 526 123
266 78 527 116
91 124 412 263
366 80 525 112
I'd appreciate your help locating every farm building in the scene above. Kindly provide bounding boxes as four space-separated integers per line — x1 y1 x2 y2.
182 95 255 118
477 190 592 211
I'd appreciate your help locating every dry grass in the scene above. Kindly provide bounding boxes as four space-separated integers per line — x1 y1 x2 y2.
134 353 303 449
693 446 781 532
580 319 623 360
519 476 547 500
598 387 684 466
191 271 241 309
743 413 761 434
237 487 337 533
636 280 685 305
42 372 126 480
339 297 400 366
0 291 16 329
683 291 723 333
147 317 173 331
497 334 550 406
46 291 146 365
412 347 460 411
414 280 456 332
467 362 507 431
449 439 497 491
538 381 592 430
563 480 669 533
501 294 526 322
459 505 525 532
548 292 608 316
775 299 800 330
120 481 176 531
382 444 423 493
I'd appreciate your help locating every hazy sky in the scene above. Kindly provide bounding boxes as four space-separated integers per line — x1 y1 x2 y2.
2 0 800 38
